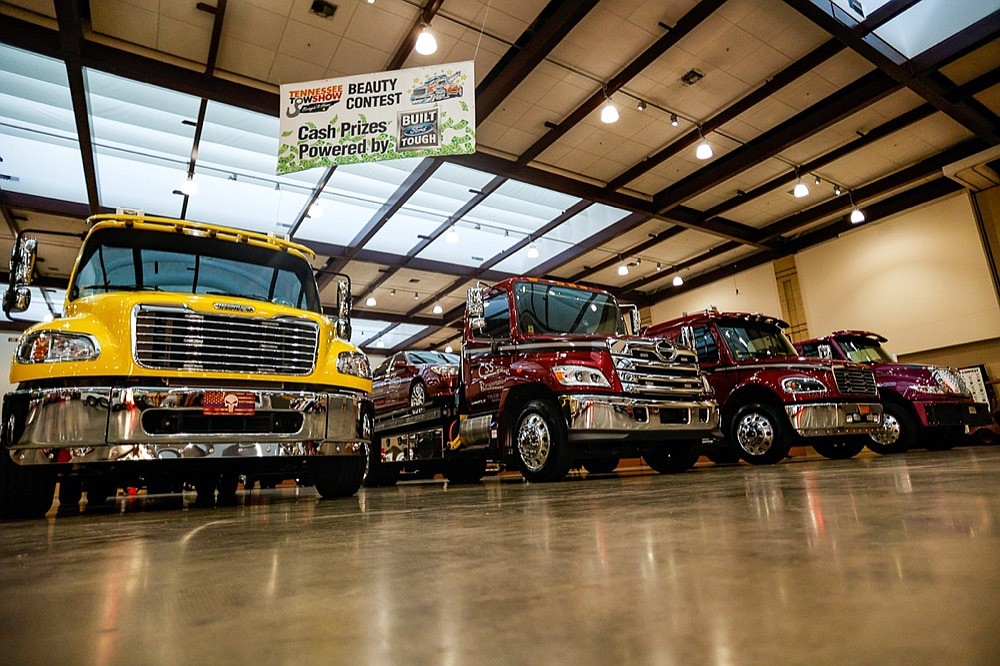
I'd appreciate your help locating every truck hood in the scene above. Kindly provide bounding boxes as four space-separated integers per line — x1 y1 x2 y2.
729 354 855 370
866 362 935 382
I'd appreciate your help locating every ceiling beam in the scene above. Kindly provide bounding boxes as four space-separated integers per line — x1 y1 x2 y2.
517 0 728 167
564 226 687 283
387 0 444 71
53 0 99 216
651 70 900 212
782 0 1000 145
908 9 1000 74
618 240 742 295
605 39 844 193
527 211 649 277
856 0 923 34
287 167 337 239
0 191 111 219
475 0 600 125
637 177 964 307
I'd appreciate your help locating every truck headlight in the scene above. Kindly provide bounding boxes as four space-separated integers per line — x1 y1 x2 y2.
781 376 827 394
552 365 611 388
16 331 100 364
915 368 969 395
337 351 371 379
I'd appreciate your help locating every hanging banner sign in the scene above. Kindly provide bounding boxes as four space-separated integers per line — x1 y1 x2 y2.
277 60 475 174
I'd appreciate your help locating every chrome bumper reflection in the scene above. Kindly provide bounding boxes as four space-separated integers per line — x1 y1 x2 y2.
559 394 719 436
785 402 883 437
5 385 370 465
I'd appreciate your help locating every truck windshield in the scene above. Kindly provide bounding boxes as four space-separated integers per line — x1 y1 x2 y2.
68 228 322 312
717 319 797 361
513 281 624 335
835 335 894 363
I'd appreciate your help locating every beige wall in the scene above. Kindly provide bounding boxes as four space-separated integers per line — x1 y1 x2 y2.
648 263 783 326
796 192 1000 355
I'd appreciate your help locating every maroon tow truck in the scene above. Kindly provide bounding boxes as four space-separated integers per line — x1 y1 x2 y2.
795 331 991 453
644 309 883 465
365 278 719 485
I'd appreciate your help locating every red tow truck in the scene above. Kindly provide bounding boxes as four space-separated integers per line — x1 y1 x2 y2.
795 331 991 453
365 278 719 485
644 309 883 465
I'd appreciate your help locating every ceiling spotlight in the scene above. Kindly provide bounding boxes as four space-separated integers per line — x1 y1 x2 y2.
178 176 198 196
308 202 323 218
414 292 419 300
637 100 647 111
390 289 396 296
793 168 809 198
695 127 712 160
600 99 620 124
527 242 539 259
834 184 842 196
849 190 866 224
446 226 459 243
672 273 684 287
617 263 630 276
656 262 662 271
814 176 821 186
670 113 678 127
365 296 377 307
376 339 385 348
415 26 438 55
445 345 453 354
433 303 443 314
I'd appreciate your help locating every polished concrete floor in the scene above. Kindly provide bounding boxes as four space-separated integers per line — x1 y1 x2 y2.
2 448 999 665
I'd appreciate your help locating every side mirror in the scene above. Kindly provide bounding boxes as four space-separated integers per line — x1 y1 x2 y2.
4 236 37 316
620 304 641 336
2 286 31 314
818 344 833 359
679 325 696 350
336 279 352 341
467 286 485 331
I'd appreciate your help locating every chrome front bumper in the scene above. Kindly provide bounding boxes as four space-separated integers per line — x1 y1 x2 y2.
3 385 371 465
559 394 719 441
785 402 883 437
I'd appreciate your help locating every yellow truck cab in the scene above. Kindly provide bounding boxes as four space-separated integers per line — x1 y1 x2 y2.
1 214 372 519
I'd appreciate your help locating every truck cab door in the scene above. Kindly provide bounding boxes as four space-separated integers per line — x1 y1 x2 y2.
691 324 738 404
465 289 513 411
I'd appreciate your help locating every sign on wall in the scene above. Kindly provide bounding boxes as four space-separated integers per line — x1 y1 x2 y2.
277 61 475 174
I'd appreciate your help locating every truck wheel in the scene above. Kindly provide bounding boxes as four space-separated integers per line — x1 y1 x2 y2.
312 456 365 498
444 455 486 484
217 474 239 505
409 381 427 412
642 440 700 474
812 439 866 459
582 457 620 474
0 451 56 520
868 403 914 454
513 400 574 482
730 403 791 465
194 476 218 506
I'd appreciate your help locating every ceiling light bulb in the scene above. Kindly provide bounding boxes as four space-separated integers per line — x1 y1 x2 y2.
696 139 713 160
308 202 323 218
433 303 443 314
814 176 821 186
600 100 620 124
793 181 809 198
527 242 539 258
365 296 376 307
179 176 198 196
636 100 647 111
414 292 419 300
670 113 678 127
446 227 459 243
834 185 842 196
850 208 866 224
445 345 453 354
376 339 384 348
672 274 684 287
415 27 437 55
617 263 629 276
656 262 662 271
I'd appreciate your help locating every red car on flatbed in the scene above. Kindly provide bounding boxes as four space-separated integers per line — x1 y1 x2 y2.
795 331 991 453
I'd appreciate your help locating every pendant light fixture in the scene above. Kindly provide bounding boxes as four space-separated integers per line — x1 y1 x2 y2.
433 303 443 314
446 226 459 243
793 168 809 198
849 190 866 223
695 126 713 160
365 296 377 307
672 265 683 287
179 175 198 196
308 201 323 218
527 242 539 259
415 26 437 55
600 84 619 124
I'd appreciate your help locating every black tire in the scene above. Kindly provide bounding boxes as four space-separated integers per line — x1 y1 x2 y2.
582 457 620 474
642 440 700 474
513 399 574 482
409 381 427 412
58 477 83 509
194 476 218 506
362 440 401 487
217 474 239 505
312 456 365 498
85 478 117 507
729 403 791 465
812 439 866 459
704 447 740 465
444 455 487 484
0 451 55 520
868 402 915 454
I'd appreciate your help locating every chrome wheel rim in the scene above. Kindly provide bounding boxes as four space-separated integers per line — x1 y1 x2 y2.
736 412 775 457
410 383 426 408
517 413 551 472
871 412 900 446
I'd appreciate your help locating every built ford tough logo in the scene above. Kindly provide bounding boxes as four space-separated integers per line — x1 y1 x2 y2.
213 303 255 313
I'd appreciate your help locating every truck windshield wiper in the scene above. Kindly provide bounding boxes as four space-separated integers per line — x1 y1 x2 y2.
80 284 161 292
205 290 271 303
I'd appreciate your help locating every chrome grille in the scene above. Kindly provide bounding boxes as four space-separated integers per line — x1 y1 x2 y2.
833 366 878 395
134 306 318 375
610 338 705 400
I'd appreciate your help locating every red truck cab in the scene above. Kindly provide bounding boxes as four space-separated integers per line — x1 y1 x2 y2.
645 308 883 464
795 331 991 453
